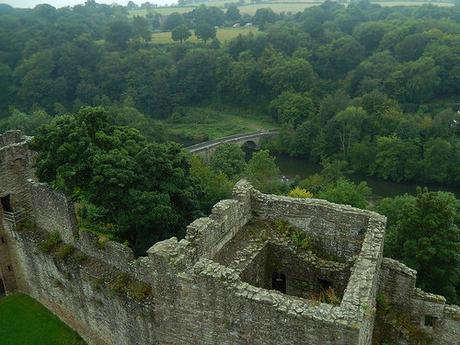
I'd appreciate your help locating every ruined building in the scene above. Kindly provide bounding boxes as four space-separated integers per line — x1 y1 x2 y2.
0 130 459 345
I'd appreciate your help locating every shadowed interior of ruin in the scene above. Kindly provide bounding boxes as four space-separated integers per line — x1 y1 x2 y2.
214 220 354 304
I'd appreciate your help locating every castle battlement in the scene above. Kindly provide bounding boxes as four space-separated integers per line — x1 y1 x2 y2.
0 131 459 345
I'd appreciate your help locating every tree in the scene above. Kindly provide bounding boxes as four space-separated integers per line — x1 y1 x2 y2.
0 109 52 135
383 190 460 303
245 149 281 193
269 91 315 128
422 138 452 183
172 24 191 43
30 107 203 255
262 57 315 94
330 106 368 154
162 12 186 31
195 24 216 43
132 16 151 41
190 156 233 213
105 20 133 49
210 143 247 180
253 8 278 28
226 5 241 22
318 178 371 209
374 136 421 182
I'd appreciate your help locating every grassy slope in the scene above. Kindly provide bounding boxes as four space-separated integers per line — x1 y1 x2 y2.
164 106 276 143
0 294 86 345
151 27 260 44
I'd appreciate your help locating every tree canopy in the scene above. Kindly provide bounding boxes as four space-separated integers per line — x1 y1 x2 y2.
30 107 203 255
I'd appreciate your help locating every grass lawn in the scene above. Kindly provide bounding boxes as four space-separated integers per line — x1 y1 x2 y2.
0 294 86 345
164 105 276 144
151 27 260 44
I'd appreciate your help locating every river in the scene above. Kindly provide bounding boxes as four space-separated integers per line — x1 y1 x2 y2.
275 154 460 199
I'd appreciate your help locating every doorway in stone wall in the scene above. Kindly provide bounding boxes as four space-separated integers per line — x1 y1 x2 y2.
272 272 286 293
1 195 12 212
0 278 5 297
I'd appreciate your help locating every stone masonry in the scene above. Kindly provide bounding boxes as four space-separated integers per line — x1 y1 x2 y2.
0 130 459 345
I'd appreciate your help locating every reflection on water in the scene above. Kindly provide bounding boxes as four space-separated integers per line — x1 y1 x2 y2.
275 154 460 199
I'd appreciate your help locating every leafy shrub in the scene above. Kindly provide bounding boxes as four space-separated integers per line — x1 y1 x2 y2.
39 232 62 253
110 273 152 302
55 244 75 260
288 187 313 198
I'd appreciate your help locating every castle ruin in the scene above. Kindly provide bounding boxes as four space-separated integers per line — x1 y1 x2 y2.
0 130 459 345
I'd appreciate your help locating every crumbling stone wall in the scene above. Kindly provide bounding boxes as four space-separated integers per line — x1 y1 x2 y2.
378 258 460 344
0 131 35 213
0 131 459 345
252 190 369 260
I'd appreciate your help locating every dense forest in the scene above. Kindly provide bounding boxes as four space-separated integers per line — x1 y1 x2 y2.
2 1 460 183
1 1 460 303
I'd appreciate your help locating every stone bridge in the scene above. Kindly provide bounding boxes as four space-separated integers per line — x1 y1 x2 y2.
186 130 279 160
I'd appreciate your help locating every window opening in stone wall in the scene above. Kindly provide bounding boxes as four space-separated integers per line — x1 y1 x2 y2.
0 237 4 244
424 315 437 327
1 195 13 212
7 266 11 272
319 278 333 291
0 279 5 297
272 272 286 293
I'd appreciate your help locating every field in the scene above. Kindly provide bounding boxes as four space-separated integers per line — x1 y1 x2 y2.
0 294 86 345
131 0 454 17
151 26 260 44
164 106 276 144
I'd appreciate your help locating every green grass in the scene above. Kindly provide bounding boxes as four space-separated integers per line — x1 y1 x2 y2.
0 294 86 345
151 27 260 44
374 1 453 5
131 0 454 17
237 2 319 14
164 106 276 144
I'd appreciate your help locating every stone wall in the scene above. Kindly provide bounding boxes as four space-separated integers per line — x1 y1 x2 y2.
252 190 370 260
28 181 79 244
0 206 18 294
0 132 35 212
0 132 459 345
378 258 460 344
185 183 252 262
0 130 23 147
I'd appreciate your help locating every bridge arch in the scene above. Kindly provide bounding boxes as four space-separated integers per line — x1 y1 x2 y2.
186 130 279 161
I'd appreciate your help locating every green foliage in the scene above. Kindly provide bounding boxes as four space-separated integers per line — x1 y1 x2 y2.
0 110 52 135
55 244 75 260
190 155 233 213
245 149 282 193
39 232 62 254
287 187 313 199
172 24 192 43
0 294 86 345
309 287 341 306
275 219 311 251
269 91 315 128
31 107 203 255
373 136 420 182
110 273 152 303
2 3 460 190
374 294 432 345
318 178 371 209
378 190 460 303
195 24 216 43
210 143 246 180
162 12 186 31
105 20 133 49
